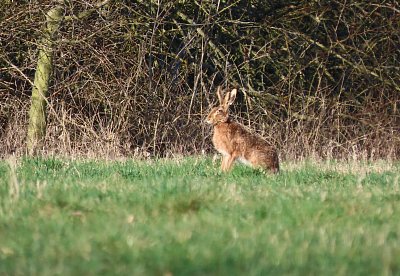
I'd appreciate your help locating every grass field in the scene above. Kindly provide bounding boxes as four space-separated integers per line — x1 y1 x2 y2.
0 157 399 275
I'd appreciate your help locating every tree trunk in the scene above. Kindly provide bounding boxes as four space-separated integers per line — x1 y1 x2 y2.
27 5 64 155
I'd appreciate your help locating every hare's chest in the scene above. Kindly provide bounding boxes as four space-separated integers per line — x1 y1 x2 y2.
212 126 232 153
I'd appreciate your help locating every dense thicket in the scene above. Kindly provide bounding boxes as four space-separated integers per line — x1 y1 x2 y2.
1 0 399 159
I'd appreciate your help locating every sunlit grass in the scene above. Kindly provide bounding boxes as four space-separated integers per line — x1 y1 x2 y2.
0 157 399 275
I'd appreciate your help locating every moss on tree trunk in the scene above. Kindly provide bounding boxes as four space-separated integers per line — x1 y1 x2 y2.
27 5 64 155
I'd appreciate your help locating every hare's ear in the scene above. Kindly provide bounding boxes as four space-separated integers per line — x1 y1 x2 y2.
226 88 237 106
216 86 224 104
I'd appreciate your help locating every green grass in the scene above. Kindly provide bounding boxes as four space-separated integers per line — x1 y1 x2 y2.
0 157 399 275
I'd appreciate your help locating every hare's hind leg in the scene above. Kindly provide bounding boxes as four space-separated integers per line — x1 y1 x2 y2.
248 151 279 174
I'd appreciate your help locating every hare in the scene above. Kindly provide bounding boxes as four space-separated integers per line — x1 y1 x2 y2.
206 87 279 173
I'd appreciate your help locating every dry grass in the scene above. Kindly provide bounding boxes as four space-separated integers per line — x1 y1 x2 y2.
0 1 399 159
284 158 398 176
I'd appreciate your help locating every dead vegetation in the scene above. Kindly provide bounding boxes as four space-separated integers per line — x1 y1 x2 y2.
0 0 399 159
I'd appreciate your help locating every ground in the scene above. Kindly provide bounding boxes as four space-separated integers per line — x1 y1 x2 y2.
0 157 399 275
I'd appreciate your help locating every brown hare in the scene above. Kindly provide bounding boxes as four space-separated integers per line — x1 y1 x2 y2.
206 87 279 173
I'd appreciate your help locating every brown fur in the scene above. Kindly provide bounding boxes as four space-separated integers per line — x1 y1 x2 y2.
206 87 279 173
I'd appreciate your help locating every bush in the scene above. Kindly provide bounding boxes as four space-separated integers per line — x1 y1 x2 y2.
1 0 399 159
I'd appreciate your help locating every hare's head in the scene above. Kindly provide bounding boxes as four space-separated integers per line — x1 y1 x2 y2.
206 87 237 125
